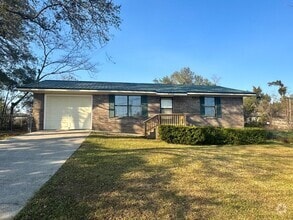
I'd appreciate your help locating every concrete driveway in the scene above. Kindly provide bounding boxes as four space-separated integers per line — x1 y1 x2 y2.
0 130 90 220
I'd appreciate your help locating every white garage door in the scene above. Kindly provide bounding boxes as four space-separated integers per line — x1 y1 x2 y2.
45 95 92 130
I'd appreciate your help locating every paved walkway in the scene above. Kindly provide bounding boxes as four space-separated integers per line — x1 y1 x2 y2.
0 131 90 220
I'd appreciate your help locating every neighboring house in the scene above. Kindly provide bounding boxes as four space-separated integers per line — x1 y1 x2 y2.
18 80 254 136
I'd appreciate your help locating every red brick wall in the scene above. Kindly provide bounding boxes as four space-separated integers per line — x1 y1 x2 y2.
92 95 156 134
32 94 244 133
173 96 200 114
186 97 244 128
92 95 244 134
32 93 44 130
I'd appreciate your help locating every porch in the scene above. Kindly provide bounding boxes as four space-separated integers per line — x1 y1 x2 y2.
144 114 187 138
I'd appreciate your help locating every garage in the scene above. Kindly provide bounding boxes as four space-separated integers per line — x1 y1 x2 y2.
44 95 92 130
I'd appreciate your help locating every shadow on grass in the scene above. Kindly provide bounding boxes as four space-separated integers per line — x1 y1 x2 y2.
90 133 144 139
265 140 293 148
15 135 293 219
15 139 223 219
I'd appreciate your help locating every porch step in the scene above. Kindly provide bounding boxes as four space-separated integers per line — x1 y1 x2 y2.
146 130 156 139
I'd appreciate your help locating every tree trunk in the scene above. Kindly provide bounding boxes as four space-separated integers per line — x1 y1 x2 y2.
8 92 29 131
9 103 16 131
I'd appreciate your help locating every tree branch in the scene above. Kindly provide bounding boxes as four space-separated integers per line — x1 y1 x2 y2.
5 3 62 31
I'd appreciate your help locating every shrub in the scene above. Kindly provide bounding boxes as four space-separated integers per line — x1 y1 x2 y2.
159 125 267 145
266 130 293 144
244 121 266 128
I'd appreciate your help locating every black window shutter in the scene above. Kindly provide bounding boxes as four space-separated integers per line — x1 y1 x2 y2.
215 97 222 118
141 95 148 117
200 97 205 115
109 95 115 118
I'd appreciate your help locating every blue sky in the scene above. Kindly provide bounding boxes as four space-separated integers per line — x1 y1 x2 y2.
81 0 293 96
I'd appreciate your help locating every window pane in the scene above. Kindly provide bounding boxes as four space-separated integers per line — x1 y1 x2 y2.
204 97 215 106
115 106 128 117
129 96 141 106
115 96 127 105
205 107 215 117
161 98 172 108
130 106 142 116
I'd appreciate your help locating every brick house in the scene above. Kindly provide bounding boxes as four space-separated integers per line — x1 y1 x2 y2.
19 80 254 136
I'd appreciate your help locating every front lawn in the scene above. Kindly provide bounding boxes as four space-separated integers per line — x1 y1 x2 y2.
16 133 293 219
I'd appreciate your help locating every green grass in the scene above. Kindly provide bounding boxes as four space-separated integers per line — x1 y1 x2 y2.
16 133 293 219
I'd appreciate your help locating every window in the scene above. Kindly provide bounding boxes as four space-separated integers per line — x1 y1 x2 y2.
109 95 148 117
161 98 173 113
129 96 142 116
204 97 215 117
200 97 222 118
115 96 128 117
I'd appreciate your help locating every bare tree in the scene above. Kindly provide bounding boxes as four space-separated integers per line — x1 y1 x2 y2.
35 31 97 82
0 0 121 125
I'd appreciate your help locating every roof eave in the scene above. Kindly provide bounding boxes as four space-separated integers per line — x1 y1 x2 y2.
18 88 255 96
187 92 255 97
18 88 157 95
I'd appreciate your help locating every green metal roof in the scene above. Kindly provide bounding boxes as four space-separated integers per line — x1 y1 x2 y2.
19 80 255 95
